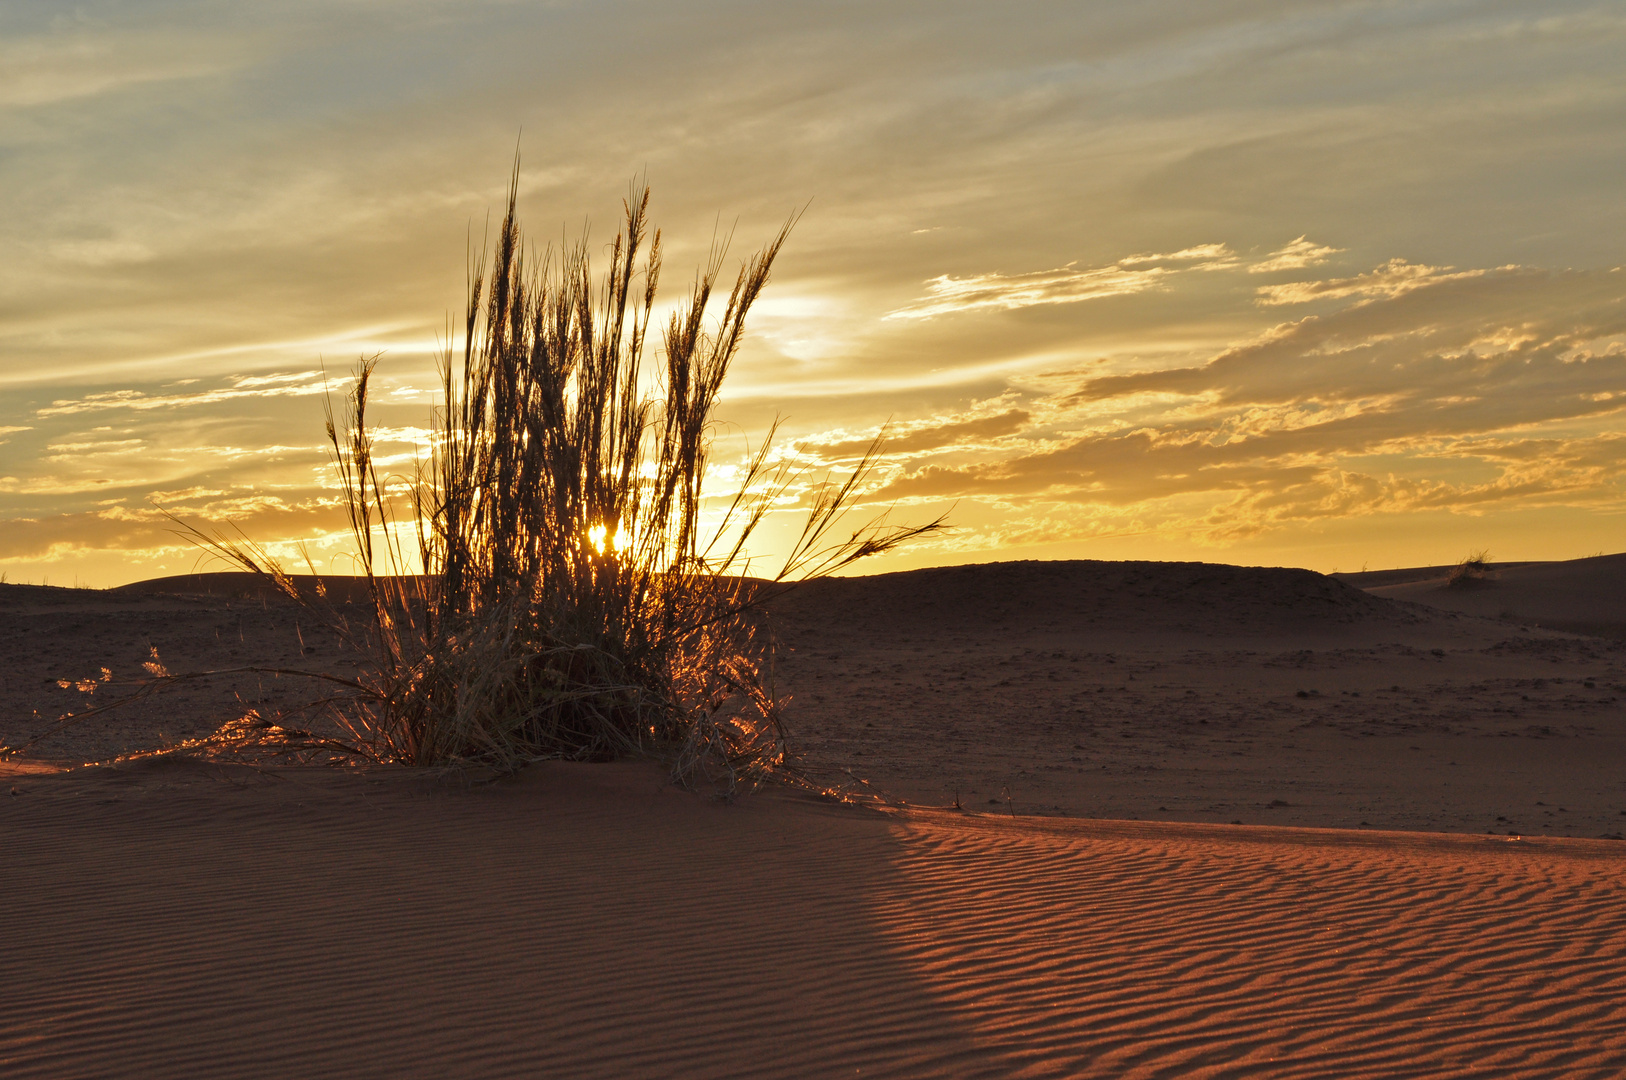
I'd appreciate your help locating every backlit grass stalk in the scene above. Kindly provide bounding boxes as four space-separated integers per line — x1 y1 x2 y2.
200 173 943 784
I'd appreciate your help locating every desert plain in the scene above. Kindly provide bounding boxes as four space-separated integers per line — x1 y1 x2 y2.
3 555 1624 1077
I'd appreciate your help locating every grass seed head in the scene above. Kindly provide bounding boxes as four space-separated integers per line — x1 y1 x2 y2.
168 170 944 787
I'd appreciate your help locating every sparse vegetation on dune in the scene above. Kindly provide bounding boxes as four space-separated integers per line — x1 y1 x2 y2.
1446 549 1493 590
175 171 942 785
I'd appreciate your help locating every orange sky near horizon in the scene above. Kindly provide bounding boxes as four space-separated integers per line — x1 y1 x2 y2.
3 1 1625 587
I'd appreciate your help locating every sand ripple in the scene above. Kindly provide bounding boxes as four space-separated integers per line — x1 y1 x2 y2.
2 763 1622 1078
872 815 1626 1078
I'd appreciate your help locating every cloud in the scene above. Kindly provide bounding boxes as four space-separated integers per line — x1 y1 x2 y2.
100 441 318 463
883 242 1239 321
868 266 1626 543
231 370 328 389
37 371 343 416
884 265 1169 321
797 408 1032 459
1255 258 1481 306
1187 434 1626 543
1117 243 1237 268
354 425 436 446
0 474 125 496
0 30 243 108
0 497 348 563
48 238 157 267
45 439 145 453
1074 266 1626 407
1249 236 1343 274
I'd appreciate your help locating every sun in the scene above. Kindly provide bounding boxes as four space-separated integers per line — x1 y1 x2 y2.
587 523 631 556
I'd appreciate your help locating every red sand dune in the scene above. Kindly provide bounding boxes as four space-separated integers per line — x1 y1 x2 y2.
1338 552 1626 640
3 555 1626 1075
2 759 1622 1078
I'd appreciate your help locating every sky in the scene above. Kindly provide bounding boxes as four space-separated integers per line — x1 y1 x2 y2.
2 0 1624 587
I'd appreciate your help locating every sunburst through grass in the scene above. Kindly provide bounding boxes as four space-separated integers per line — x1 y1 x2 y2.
171 170 943 786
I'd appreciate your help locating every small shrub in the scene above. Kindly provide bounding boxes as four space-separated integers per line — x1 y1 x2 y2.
1446 549 1492 590
191 171 943 787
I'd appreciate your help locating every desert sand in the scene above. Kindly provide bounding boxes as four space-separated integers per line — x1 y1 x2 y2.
3 555 1624 1076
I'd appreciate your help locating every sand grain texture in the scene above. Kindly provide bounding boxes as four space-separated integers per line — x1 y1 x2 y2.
5 557 1626 1076
771 560 1626 837
2 760 1623 1078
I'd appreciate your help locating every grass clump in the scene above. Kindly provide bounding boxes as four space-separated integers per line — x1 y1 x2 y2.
1446 549 1493 590
195 172 942 787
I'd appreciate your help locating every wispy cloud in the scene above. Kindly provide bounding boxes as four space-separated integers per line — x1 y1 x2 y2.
1249 236 1343 274
1075 266 1626 414
231 370 327 389
884 244 1236 321
1255 259 1481 306
44 438 145 460
797 407 1033 460
0 497 348 564
37 371 344 417
1118 243 1237 268
0 30 242 108
884 265 1168 321
870 265 1626 545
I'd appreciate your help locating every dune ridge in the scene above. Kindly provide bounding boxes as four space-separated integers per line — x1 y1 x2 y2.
1339 552 1626 640
774 559 1420 641
5 556 1626 833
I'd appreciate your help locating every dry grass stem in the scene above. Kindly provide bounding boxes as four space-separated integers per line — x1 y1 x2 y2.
159 169 944 787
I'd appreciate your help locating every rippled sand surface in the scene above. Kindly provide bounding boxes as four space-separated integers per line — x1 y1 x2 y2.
3 759 1622 1078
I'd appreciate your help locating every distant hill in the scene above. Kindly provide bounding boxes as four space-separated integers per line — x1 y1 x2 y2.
1335 552 1626 639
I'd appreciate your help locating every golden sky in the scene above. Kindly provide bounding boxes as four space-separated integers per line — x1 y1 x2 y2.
3 1 1625 586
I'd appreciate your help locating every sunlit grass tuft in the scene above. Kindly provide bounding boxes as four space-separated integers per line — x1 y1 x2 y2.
185 171 943 787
